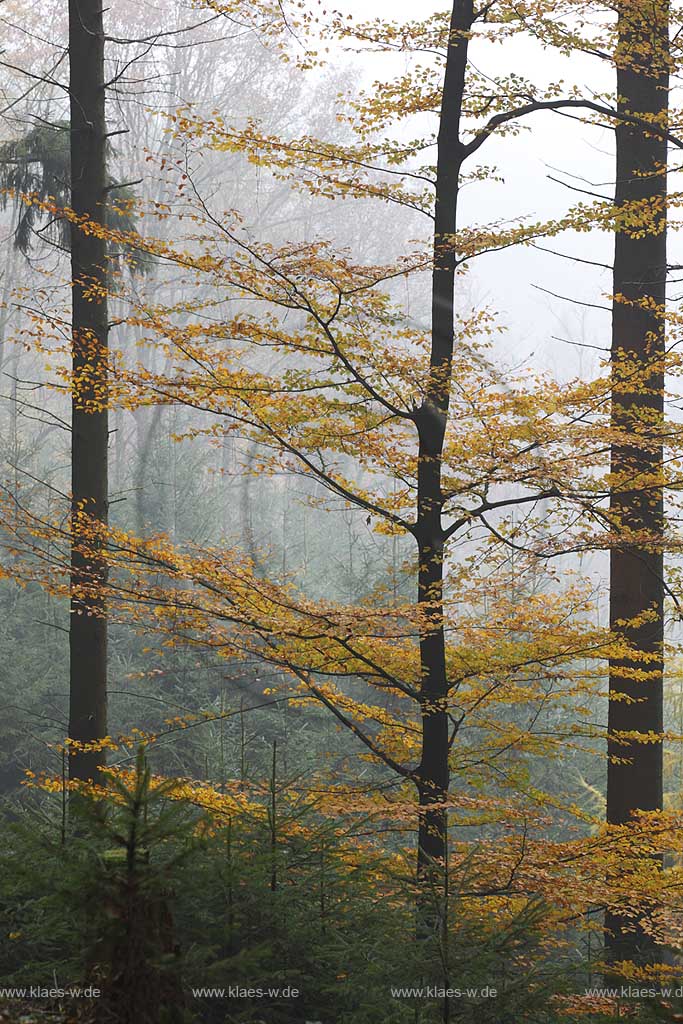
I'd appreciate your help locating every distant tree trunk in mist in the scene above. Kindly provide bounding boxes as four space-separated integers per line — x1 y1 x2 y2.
606 0 669 963
134 404 163 536
68 0 109 783
413 0 472 889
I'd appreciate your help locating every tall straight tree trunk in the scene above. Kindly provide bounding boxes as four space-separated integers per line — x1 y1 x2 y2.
606 0 669 963
414 0 472 883
68 0 109 783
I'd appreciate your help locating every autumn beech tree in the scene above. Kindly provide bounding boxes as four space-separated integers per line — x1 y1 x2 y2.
605 0 669 966
90 0 683 895
9 0 683 962
0 7 114 784
68 0 110 784
48 0 292 784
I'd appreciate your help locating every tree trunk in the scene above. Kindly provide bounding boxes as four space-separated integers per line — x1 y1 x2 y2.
68 0 109 784
606 0 669 963
134 404 163 537
414 0 472 886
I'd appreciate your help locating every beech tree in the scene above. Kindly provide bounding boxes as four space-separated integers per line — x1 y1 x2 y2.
0 2 111 785
6 1 264 784
7 1 683 1005
606 0 669 965
67 0 110 784
96 0 679 891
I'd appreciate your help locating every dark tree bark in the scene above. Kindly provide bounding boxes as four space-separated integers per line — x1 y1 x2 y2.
413 0 472 883
606 0 669 963
68 0 109 783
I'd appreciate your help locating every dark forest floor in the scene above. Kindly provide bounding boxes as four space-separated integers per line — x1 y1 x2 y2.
0 1001 91 1023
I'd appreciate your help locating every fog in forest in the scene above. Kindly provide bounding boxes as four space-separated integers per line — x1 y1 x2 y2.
0 1 680 1022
